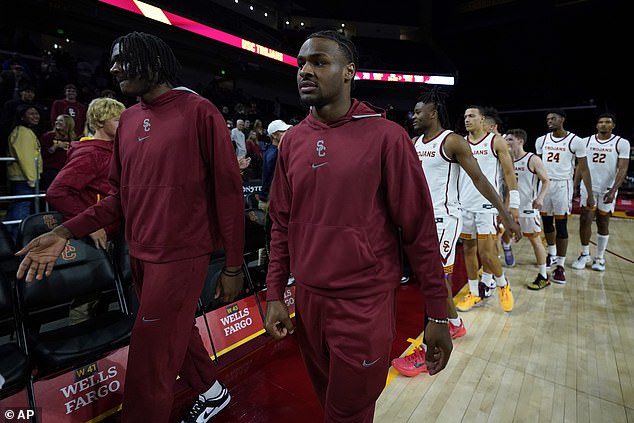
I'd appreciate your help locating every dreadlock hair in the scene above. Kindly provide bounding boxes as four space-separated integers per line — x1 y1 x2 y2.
111 32 182 87
416 86 450 129
306 30 359 89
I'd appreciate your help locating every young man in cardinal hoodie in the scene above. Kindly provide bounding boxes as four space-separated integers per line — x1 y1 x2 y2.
16 32 244 423
46 97 125 247
264 30 453 423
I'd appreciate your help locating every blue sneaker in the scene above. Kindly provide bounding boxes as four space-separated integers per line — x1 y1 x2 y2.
503 246 515 267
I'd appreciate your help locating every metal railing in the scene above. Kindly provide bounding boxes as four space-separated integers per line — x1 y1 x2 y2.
0 156 49 226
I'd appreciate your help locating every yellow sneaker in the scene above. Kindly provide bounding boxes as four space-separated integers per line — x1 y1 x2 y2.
498 283 513 312
456 292 482 312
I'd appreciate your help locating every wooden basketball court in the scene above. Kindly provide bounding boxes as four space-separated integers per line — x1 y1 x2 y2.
376 214 634 422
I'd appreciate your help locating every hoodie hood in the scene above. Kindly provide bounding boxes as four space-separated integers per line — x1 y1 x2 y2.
67 137 113 160
140 87 197 110
305 99 385 129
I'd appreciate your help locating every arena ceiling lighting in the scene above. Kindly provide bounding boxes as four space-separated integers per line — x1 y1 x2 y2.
98 0 455 86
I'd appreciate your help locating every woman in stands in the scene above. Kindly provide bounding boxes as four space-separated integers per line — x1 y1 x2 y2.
4 104 42 238
39 113 76 189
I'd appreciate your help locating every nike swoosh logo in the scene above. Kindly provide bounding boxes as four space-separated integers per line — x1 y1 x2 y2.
137 136 150 142
142 316 160 323
362 357 381 368
311 162 328 169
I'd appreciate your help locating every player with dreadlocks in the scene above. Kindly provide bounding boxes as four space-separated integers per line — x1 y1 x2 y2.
264 30 452 422
15 32 245 422
391 88 521 377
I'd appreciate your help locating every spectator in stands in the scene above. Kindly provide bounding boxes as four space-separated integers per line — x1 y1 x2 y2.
0 60 31 104
264 30 452 422
258 119 291 215
4 104 42 237
46 98 124 248
39 114 75 189
1 84 41 154
258 119 291 263
15 31 245 423
245 130 262 179
252 118 266 148
231 118 246 157
46 98 125 324
49 84 87 135
99 88 117 99
242 119 252 137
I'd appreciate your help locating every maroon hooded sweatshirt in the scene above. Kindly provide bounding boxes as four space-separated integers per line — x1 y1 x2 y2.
266 99 447 318
63 88 244 265
46 137 119 237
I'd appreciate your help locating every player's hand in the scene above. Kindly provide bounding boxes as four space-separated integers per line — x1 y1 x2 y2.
532 198 544 211
215 266 244 303
265 300 294 340
603 189 616 204
510 207 519 222
16 230 68 282
506 219 523 242
89 229 108 249
424 321 453 375
585 193 595 209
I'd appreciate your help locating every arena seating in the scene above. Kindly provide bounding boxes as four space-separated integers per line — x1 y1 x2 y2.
13 212 135 412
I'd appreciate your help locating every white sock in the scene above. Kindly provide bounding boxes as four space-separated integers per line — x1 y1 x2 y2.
538 264 547 278
449 317 461 326
202 380 223 400
581 245 590 255
557 256 566 267
596 234 609 259
468 279 479 295
548 245 556 256
502 241 511 250
495 273 508 287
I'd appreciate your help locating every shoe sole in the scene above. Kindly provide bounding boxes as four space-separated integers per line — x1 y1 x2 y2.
456 302 481 312
527 282 550 290
392 365 428 377
551 279 566 284
591 268 605 272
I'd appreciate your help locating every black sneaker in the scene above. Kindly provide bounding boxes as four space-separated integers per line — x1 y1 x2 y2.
527 273 550 290
182 385 231 423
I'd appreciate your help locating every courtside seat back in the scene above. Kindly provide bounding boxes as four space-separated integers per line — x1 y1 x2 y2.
0 222 18 278
0 267 29 399
15 212 134 377
17 238 117 312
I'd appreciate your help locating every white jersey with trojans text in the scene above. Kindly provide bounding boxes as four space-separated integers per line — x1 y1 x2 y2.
535 132 586 180
514 152 540 217
414 129 461 218
458 132 498 213
584 134 630 192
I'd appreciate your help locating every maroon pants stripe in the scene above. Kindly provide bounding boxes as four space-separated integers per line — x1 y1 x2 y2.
121 255 216 422
295 285 397 423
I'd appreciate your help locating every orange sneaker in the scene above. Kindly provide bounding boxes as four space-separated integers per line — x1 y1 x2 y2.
391 346 428 377
498 283 514 312
456 292 482 312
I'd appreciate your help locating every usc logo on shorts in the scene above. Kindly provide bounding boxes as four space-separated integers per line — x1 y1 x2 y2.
442 240 451 253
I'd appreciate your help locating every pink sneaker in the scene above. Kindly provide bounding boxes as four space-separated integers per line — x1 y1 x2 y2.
391 346 428 377
448 320 466 339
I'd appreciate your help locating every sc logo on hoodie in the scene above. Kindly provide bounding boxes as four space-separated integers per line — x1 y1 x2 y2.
316 140 326 157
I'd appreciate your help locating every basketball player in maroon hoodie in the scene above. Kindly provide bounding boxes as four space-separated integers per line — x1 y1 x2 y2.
16 32 244 423
264 30 452 423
